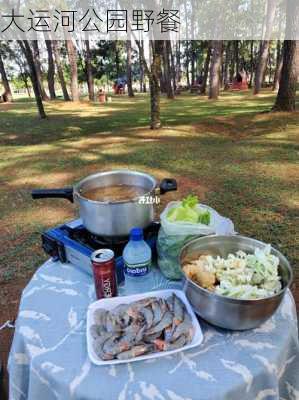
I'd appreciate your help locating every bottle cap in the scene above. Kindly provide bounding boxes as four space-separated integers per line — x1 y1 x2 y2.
130 227 143 241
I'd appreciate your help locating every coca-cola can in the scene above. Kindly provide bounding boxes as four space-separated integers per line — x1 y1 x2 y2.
91 249 118 299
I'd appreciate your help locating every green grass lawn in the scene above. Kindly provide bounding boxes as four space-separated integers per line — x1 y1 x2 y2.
0 90 298 293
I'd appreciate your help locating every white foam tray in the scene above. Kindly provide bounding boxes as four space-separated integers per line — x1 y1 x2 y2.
86 289 203 366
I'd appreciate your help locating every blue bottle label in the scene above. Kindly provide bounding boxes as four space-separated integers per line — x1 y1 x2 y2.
125 260 151 277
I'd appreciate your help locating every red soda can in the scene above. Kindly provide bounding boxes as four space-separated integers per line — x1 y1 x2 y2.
91 249 118 299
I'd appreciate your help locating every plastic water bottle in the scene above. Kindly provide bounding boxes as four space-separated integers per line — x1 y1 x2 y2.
123 227 152 294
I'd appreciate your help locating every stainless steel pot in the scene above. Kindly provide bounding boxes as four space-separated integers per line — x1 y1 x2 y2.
180 235 293 330
32 170 177 237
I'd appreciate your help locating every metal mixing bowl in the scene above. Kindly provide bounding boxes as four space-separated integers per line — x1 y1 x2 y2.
180 235 293 330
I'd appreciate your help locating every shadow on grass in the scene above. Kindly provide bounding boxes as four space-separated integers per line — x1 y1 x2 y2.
1 90 295 146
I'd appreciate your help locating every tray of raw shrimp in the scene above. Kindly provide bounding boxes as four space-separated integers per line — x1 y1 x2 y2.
86 289 203 365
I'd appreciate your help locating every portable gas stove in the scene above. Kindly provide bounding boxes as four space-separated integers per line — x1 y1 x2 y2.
41 219 160 284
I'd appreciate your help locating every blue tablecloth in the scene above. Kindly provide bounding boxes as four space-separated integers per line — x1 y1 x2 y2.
8 259 299 400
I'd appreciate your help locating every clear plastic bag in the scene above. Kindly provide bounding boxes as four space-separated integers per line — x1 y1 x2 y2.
157 202 235 280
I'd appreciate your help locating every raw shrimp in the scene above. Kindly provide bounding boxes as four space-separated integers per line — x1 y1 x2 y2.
164 325 174 342
112 304 130 327
172 312 193 342
93 332 114 360
116 344 153 360
146 311 173 335
166 296 174 312
151 301 163 326
105 313 122 333
93 309 108 326
139 307 154 328
90 324 102 340
102 334 131 356
154 335 187 351
173 295 185 325
143 331 162 343
159 298 168 314
135 325 147 343
90 294 194 361
127 298 156 317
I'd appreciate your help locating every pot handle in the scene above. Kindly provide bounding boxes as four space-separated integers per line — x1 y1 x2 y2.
159 178 177 195
31 187 74 203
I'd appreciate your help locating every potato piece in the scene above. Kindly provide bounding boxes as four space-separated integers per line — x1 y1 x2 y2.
183 261 216 291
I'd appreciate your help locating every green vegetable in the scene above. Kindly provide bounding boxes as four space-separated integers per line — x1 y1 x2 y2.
182 194 198 208
166 194 211 225
199 210 211 225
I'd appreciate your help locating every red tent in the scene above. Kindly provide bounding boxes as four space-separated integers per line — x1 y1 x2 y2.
231 72 248 90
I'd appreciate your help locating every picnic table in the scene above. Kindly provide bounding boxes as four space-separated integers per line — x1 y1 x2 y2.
8 259 299 400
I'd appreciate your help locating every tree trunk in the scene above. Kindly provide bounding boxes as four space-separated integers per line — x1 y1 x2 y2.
268 48 273 84
272 40 283 90
234 41 239 75
223 41 231 90
273 40 297 111
249 41 255 88
23 76 31 97
163 41 174 99
254 40 270 94
31 40 49 101
52 40 70 101
209 41 223 100
169 41 176 91
65 39 79 101
186 62 190 87
159 70 166 94
126 40 134 97
0 50 13 102
139 56 144 93
45 40 56 100
230 50 235 83
84 40 95 101
15 57 31 97
19 40 46 119
20 69 31 97
254 0 276 94
200 44 211 95
115 42 120 78
135 37 162 129
150 40 163 129
191 44 196 85
185 41 191 88
139 41 145 92
273 0 298 111
176 41 181 84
